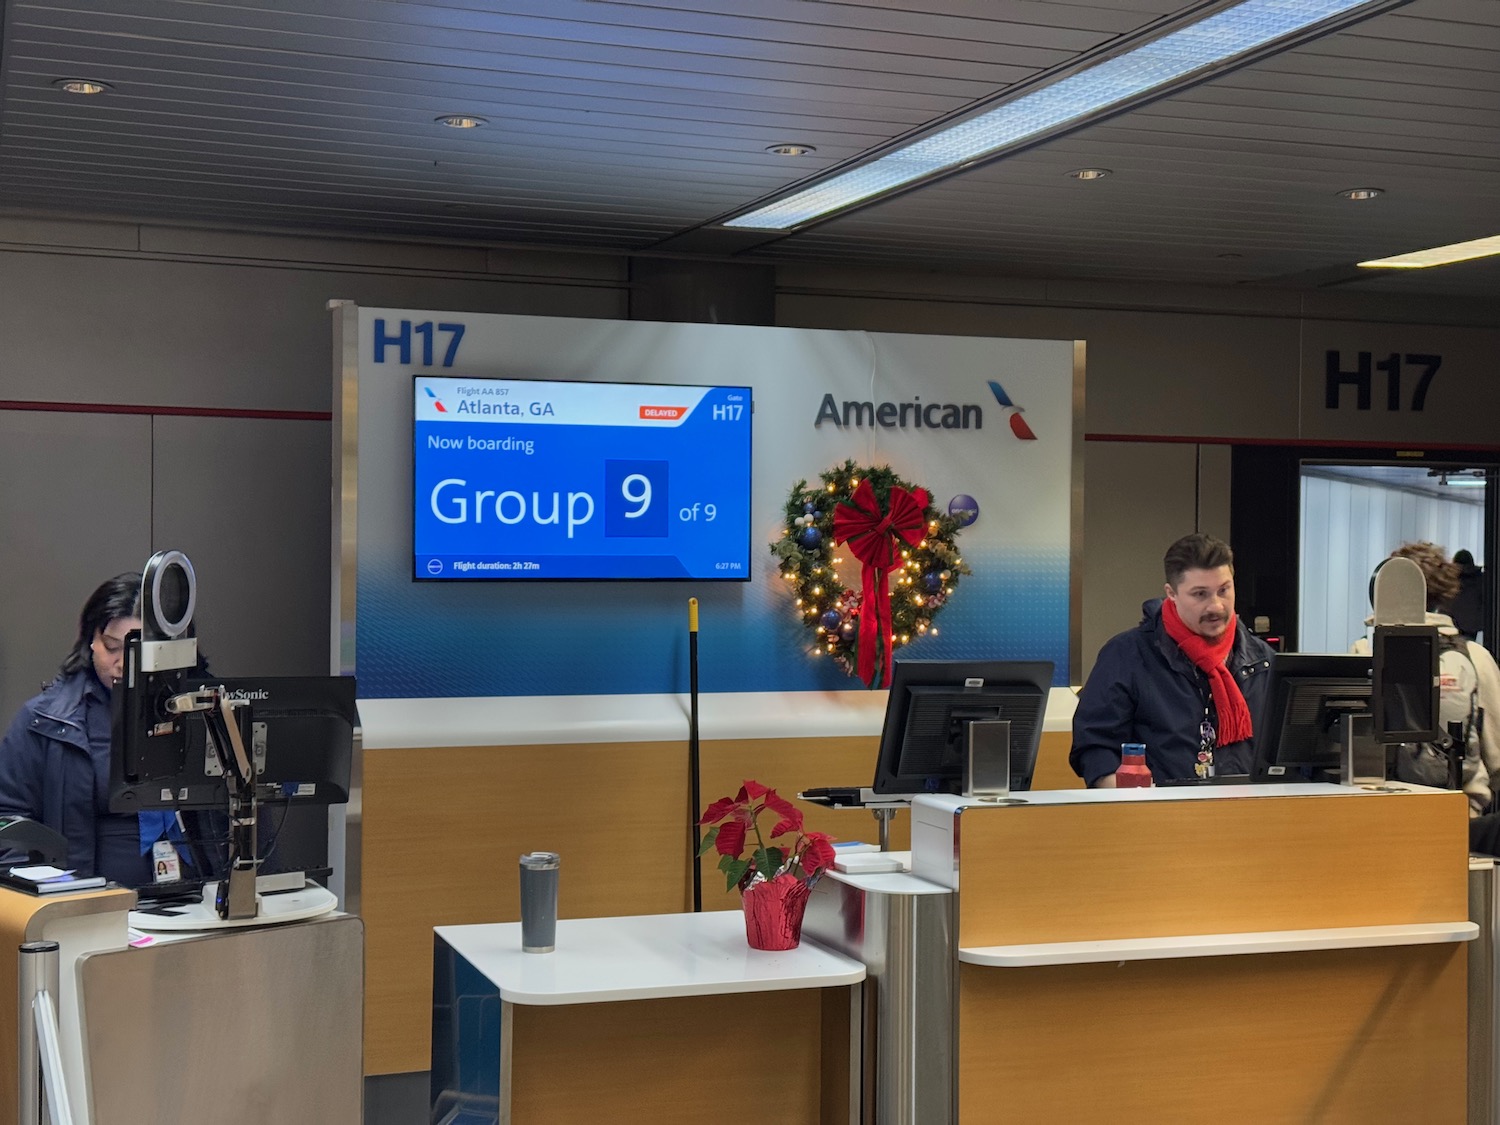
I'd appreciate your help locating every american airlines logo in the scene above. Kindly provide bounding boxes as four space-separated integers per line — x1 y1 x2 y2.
812 379 1037 439
986 381 1036 440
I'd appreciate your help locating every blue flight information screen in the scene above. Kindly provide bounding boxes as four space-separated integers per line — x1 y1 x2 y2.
413 376 752 580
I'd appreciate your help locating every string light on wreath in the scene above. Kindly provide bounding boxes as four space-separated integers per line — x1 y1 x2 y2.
770 460 971 686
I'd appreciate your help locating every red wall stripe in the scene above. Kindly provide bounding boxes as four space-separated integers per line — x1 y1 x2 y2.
1084 432 1500 453
0 399 331 422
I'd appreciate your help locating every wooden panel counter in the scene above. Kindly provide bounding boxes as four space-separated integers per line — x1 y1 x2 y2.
911 782 1473 1124
361 687 1078 1074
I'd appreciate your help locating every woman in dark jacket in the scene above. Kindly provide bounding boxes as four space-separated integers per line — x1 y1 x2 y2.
0 573 161 885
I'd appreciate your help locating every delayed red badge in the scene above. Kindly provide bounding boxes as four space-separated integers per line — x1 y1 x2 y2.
639 405 686 420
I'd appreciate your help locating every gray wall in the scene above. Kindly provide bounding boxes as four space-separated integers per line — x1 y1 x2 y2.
1 215 1497 715
0 220 626 717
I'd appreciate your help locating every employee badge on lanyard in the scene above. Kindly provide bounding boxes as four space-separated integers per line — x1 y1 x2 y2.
152 838 181 884
1196 712 1217 779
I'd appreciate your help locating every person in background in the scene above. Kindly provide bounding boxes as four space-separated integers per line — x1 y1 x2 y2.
1450 548 1485 642
1070 533 1275 787
1352 541 1500 816
0 573 193 886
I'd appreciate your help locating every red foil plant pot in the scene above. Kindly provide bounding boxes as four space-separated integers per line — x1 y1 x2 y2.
741 873 812 951
698 780 837 951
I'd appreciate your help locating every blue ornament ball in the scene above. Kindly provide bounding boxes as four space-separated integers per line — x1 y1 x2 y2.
799 526 822 549
923 571 942 593
948 494 980 527
820 610 842 631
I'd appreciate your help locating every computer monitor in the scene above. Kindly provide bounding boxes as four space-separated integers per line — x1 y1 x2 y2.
1371 625 1442 743
871 659 1053 795
1250 653 1372 782
110 651 357 814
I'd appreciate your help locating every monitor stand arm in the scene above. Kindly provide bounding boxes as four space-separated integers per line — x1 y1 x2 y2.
1337 712 1388 788
869 806 899 852
200 696 260 920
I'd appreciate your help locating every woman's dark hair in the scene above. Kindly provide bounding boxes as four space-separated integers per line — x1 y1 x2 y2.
59 572 142 676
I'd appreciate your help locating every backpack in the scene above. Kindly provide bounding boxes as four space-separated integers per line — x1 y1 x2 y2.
1392 633 1482 790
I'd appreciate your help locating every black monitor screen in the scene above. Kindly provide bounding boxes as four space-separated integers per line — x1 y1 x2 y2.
1251 653 1371 781
1371 626 1441 743
110 653 357 814
872 659 1053 796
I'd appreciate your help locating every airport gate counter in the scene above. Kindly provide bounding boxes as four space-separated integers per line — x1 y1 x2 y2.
804 781 1480 1124
430 910 865 1124
412 637 1495 1123
0 880 363 1125
425 776 1487 1124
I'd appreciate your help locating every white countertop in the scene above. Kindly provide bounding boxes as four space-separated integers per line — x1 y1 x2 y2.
360 687 1078 748
913 780 1438 814
435 911 866 1005
825 852 951 896
959 921 1480 967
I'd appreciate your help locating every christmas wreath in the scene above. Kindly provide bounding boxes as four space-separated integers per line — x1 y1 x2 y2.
771 460 971 688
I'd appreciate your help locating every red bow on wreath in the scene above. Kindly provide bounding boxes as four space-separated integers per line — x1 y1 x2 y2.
833 478 930 688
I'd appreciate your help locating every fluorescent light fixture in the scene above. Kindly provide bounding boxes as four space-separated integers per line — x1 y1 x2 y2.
1338 187 1383 200
1433 469 1487 488
1359 234 1500 269
724 0 1403 230
1067 168 1112 180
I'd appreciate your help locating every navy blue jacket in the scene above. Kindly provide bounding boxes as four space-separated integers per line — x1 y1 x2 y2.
0 670 152 885
1070 599 1275 786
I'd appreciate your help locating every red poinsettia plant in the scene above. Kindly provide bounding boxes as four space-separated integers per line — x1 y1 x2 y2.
698 780 837 893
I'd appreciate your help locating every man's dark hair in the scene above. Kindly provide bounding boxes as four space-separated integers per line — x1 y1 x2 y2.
1163 534 1234 589
60 572 141 676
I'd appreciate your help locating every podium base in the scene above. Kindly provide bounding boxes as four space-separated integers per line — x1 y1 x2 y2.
130 878 337 931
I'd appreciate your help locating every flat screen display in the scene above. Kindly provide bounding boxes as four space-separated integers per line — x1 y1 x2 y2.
413 375 752 580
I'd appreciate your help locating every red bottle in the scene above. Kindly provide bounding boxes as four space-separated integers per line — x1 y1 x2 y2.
1117 743 1153 788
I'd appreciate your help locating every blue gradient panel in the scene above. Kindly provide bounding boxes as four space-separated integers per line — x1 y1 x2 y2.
430 939 501 1124
357 549 1069 696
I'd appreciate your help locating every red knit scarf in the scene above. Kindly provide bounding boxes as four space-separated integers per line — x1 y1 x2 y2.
1161 597 1253 745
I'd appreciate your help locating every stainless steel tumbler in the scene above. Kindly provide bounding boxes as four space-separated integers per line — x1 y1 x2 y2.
519 851 560 953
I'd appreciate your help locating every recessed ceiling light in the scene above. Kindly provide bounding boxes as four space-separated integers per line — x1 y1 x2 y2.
52 79 111 95
1337 187 1383 201
1066 168 1111 180
435 115 487 129
766 144 816 156
1359 234 1500 270
1217 252 1244 260
724 0 1407 231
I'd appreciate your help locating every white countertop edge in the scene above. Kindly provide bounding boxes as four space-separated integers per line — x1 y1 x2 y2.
361 687 1078 748
914 780 1448 812
959 921 1480 967
481 958 865 1005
